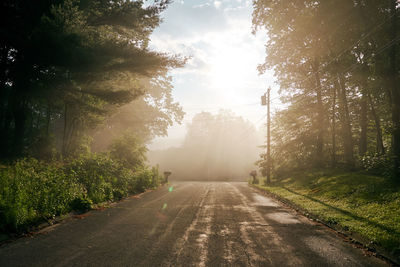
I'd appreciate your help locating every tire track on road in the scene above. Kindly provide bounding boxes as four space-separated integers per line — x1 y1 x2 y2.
228 183 303 266
166 183 216 266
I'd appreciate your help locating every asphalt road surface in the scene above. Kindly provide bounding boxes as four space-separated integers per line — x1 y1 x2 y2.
0 182 387 266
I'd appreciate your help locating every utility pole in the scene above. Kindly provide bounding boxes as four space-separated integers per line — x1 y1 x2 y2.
261 87 271 184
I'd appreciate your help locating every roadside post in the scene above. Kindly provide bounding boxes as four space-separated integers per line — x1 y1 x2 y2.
250 170 258 184
163 171 172 184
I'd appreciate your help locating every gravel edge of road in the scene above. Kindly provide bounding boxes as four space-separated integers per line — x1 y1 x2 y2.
249 183 399 267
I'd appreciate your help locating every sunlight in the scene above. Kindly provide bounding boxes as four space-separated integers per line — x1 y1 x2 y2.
208 45 250 91
147 1 275 150
1 0 398 265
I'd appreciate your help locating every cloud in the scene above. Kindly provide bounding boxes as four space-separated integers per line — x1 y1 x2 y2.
192 3 210 8
154 2 227 39
150 0 271 93
148 0 277 147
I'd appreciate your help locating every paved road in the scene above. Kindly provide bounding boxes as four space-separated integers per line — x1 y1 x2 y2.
0 182 387 266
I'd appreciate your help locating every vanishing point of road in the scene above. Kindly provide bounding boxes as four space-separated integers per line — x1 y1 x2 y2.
0 182 387 266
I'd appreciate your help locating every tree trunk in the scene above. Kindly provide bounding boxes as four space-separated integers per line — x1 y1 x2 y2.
46 103 51 137
331 83 337 167
0 46 8 134
65 117 78 156
368 94 385 154
11 76 29 157
62 102 68 157
336 74 354 165
312 60 324 167
36 108 41 129
12 100 27 156
0 47 10 157
359 92 368 156
389 0 400 177
10 58 32 156
0 107 12 157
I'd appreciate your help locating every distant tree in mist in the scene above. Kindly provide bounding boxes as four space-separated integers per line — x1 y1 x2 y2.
148 111 262 181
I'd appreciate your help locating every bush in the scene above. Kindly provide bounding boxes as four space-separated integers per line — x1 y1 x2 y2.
65 154 163 202
109 133 147 169
129 167 155 194
66 154 128 203
0 158 81 231
360 153 394 178
0 152 163 233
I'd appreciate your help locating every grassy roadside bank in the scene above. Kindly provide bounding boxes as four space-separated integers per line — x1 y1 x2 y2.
0 156 163 235
252 170 400 263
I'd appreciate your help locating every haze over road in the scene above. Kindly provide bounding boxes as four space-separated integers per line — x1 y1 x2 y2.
0 182 386 266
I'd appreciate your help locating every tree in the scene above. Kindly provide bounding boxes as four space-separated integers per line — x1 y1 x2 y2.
0 0 183 158
252 0 400 177
91 74 184 151
388 0 400 177
110 132 147 169
148 111 261 181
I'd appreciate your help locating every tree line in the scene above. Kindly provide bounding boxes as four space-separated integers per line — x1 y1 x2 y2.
253 0 400 178
0 0 183 159
148 111 261 181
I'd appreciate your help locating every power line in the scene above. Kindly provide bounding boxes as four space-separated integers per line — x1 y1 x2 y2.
275 35 400 101
322 13 396 72
236 113 267 142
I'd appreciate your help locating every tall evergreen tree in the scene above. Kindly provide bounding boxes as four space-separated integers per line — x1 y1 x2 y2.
0 0 183 158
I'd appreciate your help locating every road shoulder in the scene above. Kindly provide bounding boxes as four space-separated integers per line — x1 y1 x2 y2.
249 183 398 266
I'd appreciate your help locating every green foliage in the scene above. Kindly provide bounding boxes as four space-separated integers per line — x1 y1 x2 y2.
130 166 161 193
0 0 184 158
66 154 121 203
91 75 185 151
0 158 81 231
253 0 400 176
0 153 163 233
109 133 147 169
66 152 161 203
250 177 259 184
360 153 395 178
0 0 176 235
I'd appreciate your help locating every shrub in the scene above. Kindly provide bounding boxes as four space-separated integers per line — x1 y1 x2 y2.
65 153 162 202
0 152 163 233
126 167 157 194
0 158 80 231
66 154 127 203
360 153 394 178
109 133 147 169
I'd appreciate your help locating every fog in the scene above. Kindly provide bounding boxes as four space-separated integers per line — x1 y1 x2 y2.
148 110 263 181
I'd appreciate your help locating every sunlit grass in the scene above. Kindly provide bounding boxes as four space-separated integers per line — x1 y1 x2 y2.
254 170 400 258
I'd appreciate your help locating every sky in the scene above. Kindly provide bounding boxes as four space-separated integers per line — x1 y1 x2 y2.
148 0 280 149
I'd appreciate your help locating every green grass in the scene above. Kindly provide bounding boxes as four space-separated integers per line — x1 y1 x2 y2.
254 170 400 259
